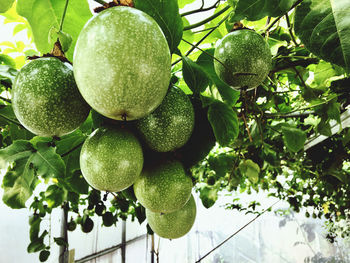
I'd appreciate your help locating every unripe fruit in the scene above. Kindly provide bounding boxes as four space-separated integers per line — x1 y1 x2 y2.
134 160 192 213
214 29 272 90
12 57 90 136
136 86 194 152
146 195 196 239
80 127 144 192
73 6 171 120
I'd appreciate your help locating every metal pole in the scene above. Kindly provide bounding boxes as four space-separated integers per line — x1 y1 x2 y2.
121 220 126 263
59 202 69 263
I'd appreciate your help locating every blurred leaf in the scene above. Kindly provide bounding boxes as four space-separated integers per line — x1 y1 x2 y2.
16 0 92 61
134 0 183 53
27 230 48 253
295 0 350 71
208 101 239 146
239 159 260 184
178 0 196 8
45 185 67 208
39 250 50 262
0 0 15 13
53 237 68 247
233 0 298 21
199 186 218 208
282 126 307 152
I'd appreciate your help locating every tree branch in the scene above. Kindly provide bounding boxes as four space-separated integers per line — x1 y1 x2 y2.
93 0 106 5
183 5 231 31
61 141 84 157
181 0 220 17
271 58 319 74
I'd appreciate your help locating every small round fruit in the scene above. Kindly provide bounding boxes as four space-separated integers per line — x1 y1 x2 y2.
214 29 272 90
12 57 90 137
80 127 144 192
67 220 77 231
146 194 196 239
81 216 94 233
73 6 171 120
134 160 192 213
136 86 194 152
102 212 114 227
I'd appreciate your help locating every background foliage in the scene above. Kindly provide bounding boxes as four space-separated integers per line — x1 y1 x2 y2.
1 0 350 261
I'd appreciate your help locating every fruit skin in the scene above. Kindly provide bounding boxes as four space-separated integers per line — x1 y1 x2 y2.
214 29 272 90
134 160 192 213
136 86 194 152
80 127 144 192
73 6 171 120
146 194 196 239
12 57 90 137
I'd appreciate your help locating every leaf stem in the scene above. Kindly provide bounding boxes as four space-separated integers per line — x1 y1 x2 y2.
183 5 231 31
181 0 220 17
61 141 84 157
285 14 298 46
59 0 70 31
172 11 231 66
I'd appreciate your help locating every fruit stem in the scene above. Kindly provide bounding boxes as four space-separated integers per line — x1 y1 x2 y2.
59 0 69 32
183 5 231 31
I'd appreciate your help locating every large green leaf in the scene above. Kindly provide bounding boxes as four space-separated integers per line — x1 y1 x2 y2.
199 186 218 208
232 0 298 21
16 0 92 61
239 159 260 184
0 0 15 13
208 101 239 146
0 140 65 208
182 56 210 94
282 126 307 152
294 0 350 71
196 49 240 106
0 141 36 208
134 0 183 53
178 0 196 9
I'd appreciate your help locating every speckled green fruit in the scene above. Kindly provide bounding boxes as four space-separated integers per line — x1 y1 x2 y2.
134 160 192 213
146 194 196 239
12 57 90 137
73 6 171 120
136 86 194 152
214 29 272 90
80 127 144 192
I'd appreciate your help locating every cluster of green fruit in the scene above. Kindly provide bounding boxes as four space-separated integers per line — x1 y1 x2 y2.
12 6 199 239
11 5 272 239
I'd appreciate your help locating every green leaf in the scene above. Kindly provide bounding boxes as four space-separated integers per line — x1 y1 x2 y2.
326 101 341 124
39 250 50 262
0 141 36 208
208 101 239 146
45 185 67 208
199 186 218 208
208 153 235 178
0 0 15 13
1 140 65 208
134 0 183 53
31 142 65 180
239 159 260 184
178 0 196 8
16 0 92 61
27 230 48 253
282 126 307 152
182 56 210 94
53 237 68 247
294 0 350 71
196 49 240 106
316 119 332 136
29 214 41 242
233 0 298 21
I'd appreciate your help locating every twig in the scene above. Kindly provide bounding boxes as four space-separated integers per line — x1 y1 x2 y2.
242 112 253 142
172 11 232 66
181 0 220 17
61 141 84 157
0 96 11 103
183 5 231 31
264 0 304 33
285 14 298 46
